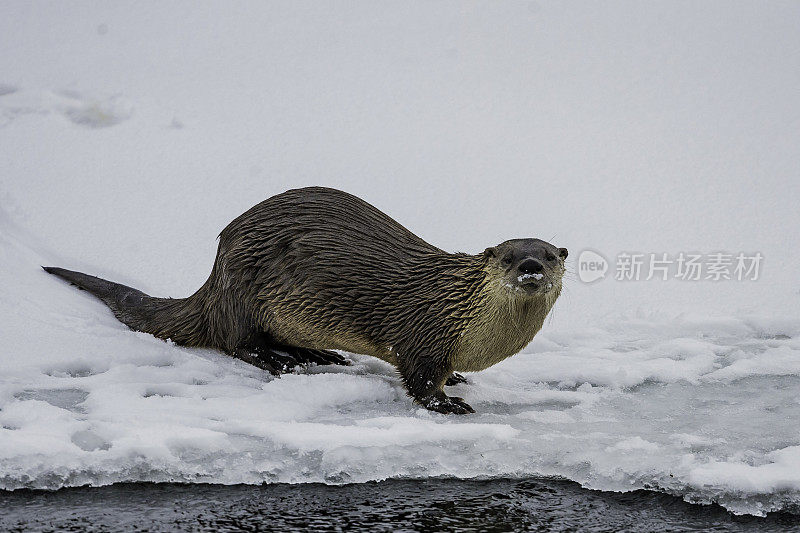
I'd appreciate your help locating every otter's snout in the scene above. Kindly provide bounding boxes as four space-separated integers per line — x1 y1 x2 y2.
518 259 544 275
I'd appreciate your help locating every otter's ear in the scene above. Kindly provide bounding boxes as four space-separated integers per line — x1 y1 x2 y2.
558 247 569 259
483 247 497 259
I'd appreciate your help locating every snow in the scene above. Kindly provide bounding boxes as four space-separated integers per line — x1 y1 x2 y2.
2 0 800 517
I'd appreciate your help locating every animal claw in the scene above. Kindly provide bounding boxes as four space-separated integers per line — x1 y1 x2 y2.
445 372 468 386
420 392 475 415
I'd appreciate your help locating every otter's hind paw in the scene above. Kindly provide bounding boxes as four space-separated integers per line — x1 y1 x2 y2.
285 347 351 367
232 348 283 375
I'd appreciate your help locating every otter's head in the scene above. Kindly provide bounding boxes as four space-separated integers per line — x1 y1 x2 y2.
483 238 568 296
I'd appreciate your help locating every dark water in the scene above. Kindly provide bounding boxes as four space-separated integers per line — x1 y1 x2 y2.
1 479 799 532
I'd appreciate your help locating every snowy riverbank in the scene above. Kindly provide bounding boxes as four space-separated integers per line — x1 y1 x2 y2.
2 1 799 517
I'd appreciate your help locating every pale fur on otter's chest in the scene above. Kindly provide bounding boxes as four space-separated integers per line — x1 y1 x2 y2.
450 280 560 372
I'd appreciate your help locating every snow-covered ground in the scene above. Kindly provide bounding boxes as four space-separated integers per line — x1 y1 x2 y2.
1 1 799 517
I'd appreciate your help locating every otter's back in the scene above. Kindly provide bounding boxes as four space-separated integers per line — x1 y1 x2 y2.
220 187 442 272
206 187 446 351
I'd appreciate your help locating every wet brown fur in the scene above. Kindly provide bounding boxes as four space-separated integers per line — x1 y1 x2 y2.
43 187 565 414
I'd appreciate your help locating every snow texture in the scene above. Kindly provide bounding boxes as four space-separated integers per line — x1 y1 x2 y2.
1 1 800 517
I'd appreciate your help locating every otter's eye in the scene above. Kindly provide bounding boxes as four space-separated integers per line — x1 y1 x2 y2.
546 252 556 261
501 253 513 265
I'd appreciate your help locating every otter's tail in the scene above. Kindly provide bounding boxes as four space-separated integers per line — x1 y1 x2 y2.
43 266 208 347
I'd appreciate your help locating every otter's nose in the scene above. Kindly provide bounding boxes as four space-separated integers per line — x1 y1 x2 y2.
518 259 544 275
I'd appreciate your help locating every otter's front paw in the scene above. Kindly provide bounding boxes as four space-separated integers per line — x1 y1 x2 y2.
445 372 468 386
420 392 475 415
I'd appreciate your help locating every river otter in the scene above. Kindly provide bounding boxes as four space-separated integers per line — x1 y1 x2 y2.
43 187 567 414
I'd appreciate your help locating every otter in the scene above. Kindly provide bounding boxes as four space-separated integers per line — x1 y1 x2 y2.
43 187 567 414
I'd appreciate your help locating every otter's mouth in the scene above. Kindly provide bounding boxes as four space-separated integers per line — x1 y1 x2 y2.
516 273 555 294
